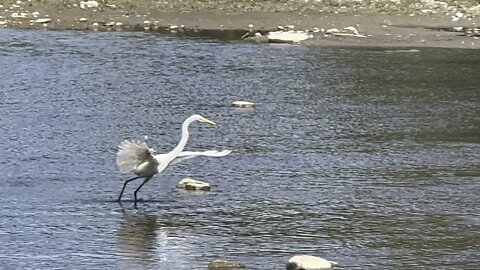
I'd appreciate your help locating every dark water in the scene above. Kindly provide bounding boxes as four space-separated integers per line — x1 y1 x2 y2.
0 29 479 269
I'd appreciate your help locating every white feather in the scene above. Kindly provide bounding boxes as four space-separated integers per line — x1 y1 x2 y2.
169 150 232 165
116 140 154 173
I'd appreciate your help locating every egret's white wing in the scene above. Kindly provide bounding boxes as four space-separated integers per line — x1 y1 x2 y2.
117 140 154 173
170 150 232 166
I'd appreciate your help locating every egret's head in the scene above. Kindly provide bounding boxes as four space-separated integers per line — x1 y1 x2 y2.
191 114 216 125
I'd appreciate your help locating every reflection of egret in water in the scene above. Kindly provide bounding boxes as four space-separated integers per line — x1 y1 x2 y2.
116 211 159 268
116 210 196 269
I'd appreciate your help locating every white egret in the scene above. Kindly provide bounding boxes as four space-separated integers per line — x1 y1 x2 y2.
116 114 231 206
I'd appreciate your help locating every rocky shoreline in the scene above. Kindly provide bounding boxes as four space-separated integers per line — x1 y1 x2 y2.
1 0 479 48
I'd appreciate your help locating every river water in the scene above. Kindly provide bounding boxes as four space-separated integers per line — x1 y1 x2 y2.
0 29 479 269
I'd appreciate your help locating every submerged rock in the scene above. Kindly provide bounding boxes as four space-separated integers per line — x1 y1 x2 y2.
177 178 211 191
286 255 337 270
208 258 245 269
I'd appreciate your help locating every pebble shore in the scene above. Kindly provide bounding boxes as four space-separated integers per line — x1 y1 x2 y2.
1 0 479 48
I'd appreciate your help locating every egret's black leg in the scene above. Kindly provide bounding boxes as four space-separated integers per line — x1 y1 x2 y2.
117 176 143 202
134 176 153 207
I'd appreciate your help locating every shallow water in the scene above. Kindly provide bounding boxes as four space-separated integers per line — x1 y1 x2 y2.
0 29 479 269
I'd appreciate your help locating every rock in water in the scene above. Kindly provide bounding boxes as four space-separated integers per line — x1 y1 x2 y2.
231 101 254 108
208 258 245 269
286 255 337 270
177 178 211 191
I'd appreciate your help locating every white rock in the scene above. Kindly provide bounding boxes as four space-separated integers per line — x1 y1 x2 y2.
286 255 338 270
143 20 151 24
232 101 255 108
343 26 359 35
177 178 211 191
0 21 7 26
11 12 26 18
80 0 99 9
455 12 464 18
115 22 123 26
326 28 340 34
267 31 311 43
31 11 40 17
79 17 88 22
35 18 51 23
169 24 178 30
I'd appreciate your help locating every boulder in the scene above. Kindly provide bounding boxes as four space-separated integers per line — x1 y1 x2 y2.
177 178 211 191
208 258 245 269
286 255 337 270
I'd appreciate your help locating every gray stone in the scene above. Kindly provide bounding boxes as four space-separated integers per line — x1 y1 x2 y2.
208 258 245 269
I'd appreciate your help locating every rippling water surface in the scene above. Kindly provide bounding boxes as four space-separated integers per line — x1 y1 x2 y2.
0 29 479 269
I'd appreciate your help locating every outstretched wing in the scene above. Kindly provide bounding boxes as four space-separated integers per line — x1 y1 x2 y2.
116 140 154 173
170 150 232 166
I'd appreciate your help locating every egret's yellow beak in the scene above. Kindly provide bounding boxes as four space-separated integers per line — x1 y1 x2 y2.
200 117 216 125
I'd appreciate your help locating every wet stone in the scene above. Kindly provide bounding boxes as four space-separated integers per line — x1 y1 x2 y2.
208 258 245 269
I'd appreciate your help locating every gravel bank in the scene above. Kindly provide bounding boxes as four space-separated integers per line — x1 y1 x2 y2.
0 0 479 48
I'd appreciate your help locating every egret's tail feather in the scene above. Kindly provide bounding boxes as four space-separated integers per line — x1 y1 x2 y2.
117 140 152 173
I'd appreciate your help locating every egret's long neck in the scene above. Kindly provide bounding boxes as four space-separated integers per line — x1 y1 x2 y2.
170 117 195 158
